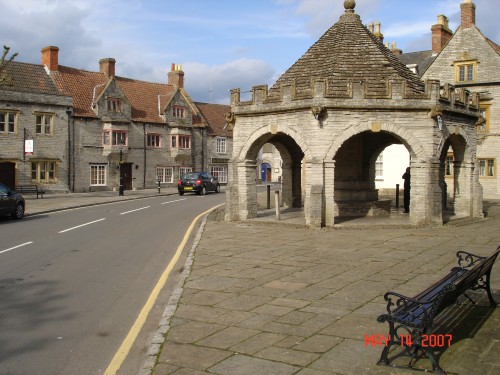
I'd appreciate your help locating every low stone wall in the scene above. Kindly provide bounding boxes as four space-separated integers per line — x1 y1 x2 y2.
335 199 392 217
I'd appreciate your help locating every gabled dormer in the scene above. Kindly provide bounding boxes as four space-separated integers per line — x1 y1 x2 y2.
92 77 132 122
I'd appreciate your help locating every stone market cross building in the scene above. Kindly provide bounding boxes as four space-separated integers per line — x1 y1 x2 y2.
225 0 483 227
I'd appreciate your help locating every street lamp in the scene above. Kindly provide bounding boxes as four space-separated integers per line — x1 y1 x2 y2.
118 138 125 196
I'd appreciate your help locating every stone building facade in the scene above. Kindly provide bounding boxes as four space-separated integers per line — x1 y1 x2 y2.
394 0 500 199
226 0 483 227
421 0 500 199
1 47 231 192
0 61 72 189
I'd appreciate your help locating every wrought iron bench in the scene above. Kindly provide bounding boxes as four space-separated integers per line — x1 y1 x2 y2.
377 246 499 374
15 185 45 199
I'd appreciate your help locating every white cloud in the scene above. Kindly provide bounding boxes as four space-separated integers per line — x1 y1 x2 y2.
182 59 276 104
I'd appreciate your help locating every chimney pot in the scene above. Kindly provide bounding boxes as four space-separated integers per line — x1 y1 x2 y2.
41 46 59 71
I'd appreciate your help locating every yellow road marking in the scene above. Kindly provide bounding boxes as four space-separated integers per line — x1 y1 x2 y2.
103 205 221 375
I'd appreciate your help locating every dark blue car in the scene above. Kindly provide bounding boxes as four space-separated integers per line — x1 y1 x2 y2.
0 182 25 219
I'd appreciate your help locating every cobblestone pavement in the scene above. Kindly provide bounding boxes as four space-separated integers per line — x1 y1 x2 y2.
21 193 500 375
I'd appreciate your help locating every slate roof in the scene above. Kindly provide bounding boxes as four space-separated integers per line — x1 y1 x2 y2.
1 61 63 96
195 102 232 137
269 6 426 98
397 50 436 78
51 66 176 123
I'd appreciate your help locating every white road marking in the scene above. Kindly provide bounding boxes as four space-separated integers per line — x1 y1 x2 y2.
0 241 34 255
58 218 106 233
120 206 150 215
161 198 186 205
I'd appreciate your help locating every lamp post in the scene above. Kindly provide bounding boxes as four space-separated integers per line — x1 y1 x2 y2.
119 147 124 196
66 109 72 192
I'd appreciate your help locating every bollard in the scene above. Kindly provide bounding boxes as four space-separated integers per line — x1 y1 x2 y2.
267 185 271 209
275 190 280 220
396 184 400 209
157 179 161 194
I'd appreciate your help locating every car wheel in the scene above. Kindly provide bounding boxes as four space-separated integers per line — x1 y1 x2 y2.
12 203 24 220
201 186 206 195
178 191 184 196
215 184 220 193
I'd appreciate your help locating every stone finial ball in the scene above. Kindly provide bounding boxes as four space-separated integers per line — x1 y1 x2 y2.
344 0 356 10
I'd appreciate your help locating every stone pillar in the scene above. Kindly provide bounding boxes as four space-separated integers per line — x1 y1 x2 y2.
225 159 240 222
237 159 259 220
281 161 293 208
324 160 336 227
304 160 324 227
453 160 483 218
410 158 443 226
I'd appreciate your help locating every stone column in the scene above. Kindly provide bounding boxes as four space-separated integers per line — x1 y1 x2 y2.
324 160 336 227
304 159 324 227
281 161 293 208
237 159 259 220
410 158 443 226
454 160 483 218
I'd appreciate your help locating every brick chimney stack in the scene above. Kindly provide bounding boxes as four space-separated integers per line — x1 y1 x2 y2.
168 63 184 88
41 46 59 71
431 15 453 54
99 58 116 78
461 0 476 29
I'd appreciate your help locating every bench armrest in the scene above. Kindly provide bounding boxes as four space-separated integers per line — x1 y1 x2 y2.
456 251 486 269
377 284 456 325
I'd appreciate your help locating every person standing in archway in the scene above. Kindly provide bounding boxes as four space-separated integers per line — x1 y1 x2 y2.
402 167 411 213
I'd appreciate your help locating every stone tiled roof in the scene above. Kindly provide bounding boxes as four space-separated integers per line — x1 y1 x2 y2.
1 61 62 96
270 8 426 98
51 66 176 123
195 102 232 137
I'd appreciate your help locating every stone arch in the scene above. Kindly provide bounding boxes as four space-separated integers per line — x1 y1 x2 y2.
237 124 313 163
325 122 425 162
439 129 477 218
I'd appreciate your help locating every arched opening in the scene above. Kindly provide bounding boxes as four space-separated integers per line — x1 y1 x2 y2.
231 131 306 222
439 133 471 220
333 130 412 221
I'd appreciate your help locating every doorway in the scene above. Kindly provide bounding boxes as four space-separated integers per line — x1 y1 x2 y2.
0 162 16 189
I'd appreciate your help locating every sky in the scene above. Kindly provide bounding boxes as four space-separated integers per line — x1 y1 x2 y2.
1 0 498 104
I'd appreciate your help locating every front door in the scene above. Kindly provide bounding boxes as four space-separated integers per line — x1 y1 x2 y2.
0 162 16 189
122 163 133 190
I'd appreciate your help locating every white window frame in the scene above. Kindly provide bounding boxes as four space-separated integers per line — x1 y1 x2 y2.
156 167 173 183
179 167 192 179
211 166 227 183
90 164 107 186
216 137 227 154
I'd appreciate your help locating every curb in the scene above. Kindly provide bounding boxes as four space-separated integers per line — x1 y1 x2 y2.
138 205 222 375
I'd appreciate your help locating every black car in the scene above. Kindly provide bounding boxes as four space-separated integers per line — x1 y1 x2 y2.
178 172 220 195
0 182 25 219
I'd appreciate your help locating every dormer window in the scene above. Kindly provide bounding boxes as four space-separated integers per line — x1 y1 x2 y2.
172 105 186 119
107 97 122 113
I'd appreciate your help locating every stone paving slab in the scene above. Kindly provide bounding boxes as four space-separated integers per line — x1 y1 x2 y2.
148 202 500 375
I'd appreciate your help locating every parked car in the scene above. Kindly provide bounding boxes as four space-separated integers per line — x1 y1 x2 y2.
0 182 25 219
178 172 221 196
